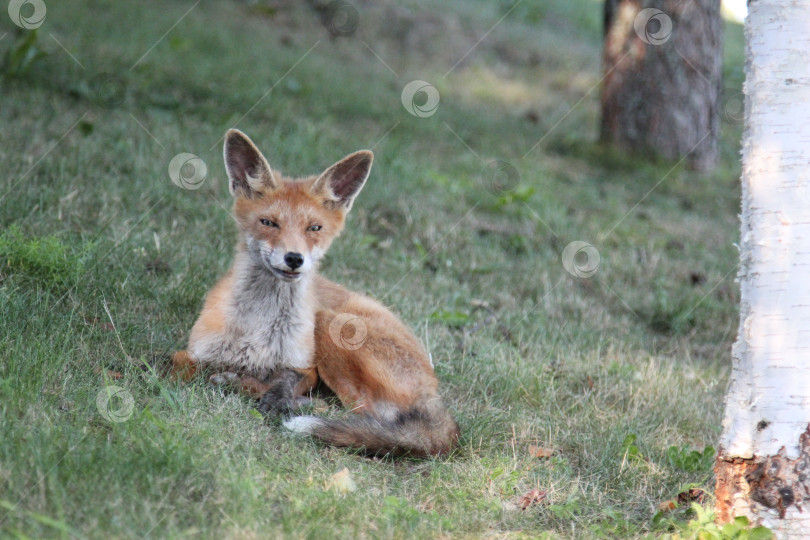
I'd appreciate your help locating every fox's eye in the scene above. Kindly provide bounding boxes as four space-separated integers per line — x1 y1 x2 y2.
260 218 280 228
307 225 322 232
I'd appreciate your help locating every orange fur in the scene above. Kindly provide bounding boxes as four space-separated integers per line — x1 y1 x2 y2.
172 129 459 457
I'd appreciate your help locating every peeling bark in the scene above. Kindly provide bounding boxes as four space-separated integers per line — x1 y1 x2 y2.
600 0 722 171
715 456 757 524
746 430 810 520
716 427 810 535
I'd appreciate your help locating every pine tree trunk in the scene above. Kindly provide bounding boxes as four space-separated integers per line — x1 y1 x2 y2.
600 0 722 171
715 1 810 536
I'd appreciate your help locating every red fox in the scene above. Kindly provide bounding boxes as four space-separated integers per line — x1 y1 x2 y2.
171 129 459 457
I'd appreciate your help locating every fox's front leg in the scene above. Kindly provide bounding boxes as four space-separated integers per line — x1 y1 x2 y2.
257 368 319 418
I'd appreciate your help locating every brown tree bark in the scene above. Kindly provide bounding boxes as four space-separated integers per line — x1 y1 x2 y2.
600 0 722 171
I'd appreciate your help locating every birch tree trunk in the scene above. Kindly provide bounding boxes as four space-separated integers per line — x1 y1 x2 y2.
600 0 722 171
715 1 810 536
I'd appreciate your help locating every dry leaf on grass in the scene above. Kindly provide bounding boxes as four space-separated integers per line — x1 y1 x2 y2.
327 467 356 494
94 367 123 380
517 489 547 510
656 500 677 513
528 445 555 458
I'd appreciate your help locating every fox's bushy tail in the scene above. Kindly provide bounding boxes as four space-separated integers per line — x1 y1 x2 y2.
283 399 459 457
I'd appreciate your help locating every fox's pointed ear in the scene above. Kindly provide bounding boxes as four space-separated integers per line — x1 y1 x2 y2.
223 129 279 197
311 150 373 210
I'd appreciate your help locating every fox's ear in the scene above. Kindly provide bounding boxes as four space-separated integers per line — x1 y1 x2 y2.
311 150 373 210
223 129 279 197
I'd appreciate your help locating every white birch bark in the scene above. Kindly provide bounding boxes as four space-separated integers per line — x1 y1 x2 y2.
717 0 810 535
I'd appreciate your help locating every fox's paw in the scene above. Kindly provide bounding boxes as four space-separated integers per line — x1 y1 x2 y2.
257 393 314 418
256 392 303 418
256 369 311 418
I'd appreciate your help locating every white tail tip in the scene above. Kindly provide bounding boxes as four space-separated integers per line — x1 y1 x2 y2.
283 415 322 434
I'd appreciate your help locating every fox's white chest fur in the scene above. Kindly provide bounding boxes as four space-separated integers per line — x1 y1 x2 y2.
190 257 315 379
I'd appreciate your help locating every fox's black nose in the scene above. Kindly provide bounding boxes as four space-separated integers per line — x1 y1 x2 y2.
284 252 304 270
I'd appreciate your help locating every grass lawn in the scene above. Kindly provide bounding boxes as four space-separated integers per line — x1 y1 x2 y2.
0 1 745 538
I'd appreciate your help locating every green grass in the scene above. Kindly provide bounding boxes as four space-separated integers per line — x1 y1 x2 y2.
0 1 744 538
